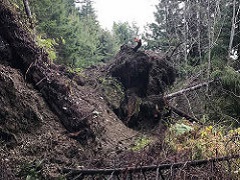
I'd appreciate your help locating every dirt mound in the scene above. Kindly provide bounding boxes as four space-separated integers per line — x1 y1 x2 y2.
106 45 176 127
0 65 44 135
0 65 85 178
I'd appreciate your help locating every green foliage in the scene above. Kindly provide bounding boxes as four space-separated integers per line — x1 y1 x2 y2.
144 0 184 51
145 0 239 68
36 35 57 61
18 160 44 180
166 120 240 160
209 67 240 123
131 136 151 151
178 62 208 79
67 67 84 74
218 67 240 94
98 30 119 62
169 123 193 136
22 0 122 67
112 22 139 45
11 0 141 68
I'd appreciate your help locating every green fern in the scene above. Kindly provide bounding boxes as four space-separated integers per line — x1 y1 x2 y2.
36 35 57 61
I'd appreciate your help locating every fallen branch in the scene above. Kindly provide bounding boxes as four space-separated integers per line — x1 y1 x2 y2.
63 154 240 176
164 80 214 100
168 104 201 124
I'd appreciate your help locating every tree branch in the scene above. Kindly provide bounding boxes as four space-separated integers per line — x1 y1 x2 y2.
164 80 214 100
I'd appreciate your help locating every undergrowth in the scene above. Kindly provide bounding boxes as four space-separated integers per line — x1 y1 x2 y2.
165 119 240 160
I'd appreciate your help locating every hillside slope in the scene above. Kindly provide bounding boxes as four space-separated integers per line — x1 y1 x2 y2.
0 1 177 178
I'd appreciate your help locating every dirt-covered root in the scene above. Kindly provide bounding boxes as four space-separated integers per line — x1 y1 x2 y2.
106 45 176 128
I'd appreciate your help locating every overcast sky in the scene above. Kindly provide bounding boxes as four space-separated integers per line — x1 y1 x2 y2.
93 0 159 32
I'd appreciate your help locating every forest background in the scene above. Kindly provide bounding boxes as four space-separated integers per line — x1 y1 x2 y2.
11 0 240 129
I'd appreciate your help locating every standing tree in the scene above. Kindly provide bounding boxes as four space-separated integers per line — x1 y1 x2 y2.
17 0 119 67
112 22 139 45
144 0 185 66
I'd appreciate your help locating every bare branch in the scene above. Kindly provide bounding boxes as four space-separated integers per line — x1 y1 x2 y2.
164 80 214 100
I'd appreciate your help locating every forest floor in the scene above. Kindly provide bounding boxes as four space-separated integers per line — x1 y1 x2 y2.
1 46 238 180
0 63 173 179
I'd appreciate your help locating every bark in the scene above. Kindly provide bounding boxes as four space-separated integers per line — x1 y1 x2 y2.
206 0 212 92
168 104 200 123
197 0 202 63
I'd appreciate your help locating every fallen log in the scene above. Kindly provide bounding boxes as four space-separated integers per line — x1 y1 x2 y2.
0 1 96 142
167 104 201 124
63 154 240 176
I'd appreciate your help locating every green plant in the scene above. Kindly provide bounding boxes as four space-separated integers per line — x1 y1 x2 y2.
18 160 44 180
131 136 151 151
36 35 57 61
165 119 240 160
210 66 240 124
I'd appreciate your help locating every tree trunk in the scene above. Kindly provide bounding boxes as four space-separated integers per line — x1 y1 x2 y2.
23 0 32 18
228 0 236 60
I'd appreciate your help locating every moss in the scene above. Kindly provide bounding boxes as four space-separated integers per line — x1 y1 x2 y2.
131 136 151 151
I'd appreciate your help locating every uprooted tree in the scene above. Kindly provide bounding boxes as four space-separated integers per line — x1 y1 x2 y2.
106 45 176 127
0 0 178 146
0 1 139 147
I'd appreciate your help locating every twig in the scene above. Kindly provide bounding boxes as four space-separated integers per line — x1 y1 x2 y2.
24 62 33 80
107 171 115 180
35 77 47 86
155 167 159 180
72 173 83 180
183 93 197 120
168 104 201 124
159 170 165 180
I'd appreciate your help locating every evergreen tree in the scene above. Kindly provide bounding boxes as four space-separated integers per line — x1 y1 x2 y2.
17 0 118 67
144 0 184 51
97 29 119 62
112 22 139 45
